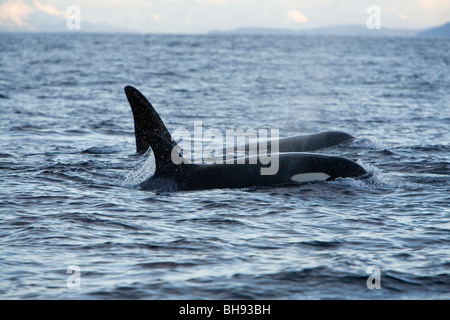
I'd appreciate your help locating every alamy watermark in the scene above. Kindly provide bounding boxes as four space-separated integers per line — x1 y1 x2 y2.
170 121 280 175
66 265 81 290
66 5 81 30
366 265 381 289
366 5 381 30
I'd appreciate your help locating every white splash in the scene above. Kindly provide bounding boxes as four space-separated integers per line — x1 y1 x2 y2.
331 159 406 190
119 149 156 188
349 138 387 150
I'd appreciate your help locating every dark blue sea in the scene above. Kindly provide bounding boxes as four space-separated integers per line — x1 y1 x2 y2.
0 33 449 299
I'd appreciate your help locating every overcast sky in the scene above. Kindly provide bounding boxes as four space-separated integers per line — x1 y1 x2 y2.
1 0 449 33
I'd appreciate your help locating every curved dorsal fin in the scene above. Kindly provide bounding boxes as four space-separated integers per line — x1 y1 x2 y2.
124 86 173 155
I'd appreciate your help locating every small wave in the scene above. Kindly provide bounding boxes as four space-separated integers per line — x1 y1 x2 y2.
371 149 398 156
136 261 197 269
408 144 450 153
176 217 246 227
299 240 342 250
349 138 387 150
38 170 96 185
0 153 13 158
10 125 44 132
82 145 124 154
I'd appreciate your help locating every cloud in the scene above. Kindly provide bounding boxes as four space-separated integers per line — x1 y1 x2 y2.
31 0 66 18
151 13 160 21
0 0 34 27
195 0 246 5
413 0 450 11
287 9 308 23
0 0 67 29
272 0 332 10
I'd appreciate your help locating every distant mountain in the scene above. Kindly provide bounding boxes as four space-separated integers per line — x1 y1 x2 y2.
209 23 450 38
417 22 450 37
209 25 418 37
296 25 418 37
0 1 128 33
210 27 299 35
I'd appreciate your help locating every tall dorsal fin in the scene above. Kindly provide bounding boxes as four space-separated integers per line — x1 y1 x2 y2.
125 86 186 176
124 86 173 154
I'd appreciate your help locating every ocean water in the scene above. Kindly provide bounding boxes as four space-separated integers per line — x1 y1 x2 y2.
0 33 448 300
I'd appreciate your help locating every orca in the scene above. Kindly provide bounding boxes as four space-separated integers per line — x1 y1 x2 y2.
124 86 368 192
125 86 354 156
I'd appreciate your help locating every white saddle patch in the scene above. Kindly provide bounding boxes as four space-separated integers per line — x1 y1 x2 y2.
290 172 331 183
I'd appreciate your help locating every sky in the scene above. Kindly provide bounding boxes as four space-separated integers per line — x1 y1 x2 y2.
0 0 449 33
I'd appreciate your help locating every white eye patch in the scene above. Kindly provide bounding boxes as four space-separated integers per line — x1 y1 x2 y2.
290 172 331 183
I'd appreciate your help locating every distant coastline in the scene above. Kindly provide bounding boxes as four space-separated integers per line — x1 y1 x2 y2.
1 9 448 38
210 22 450 38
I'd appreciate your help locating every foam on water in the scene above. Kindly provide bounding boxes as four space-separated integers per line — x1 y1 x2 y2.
331 159 406 190
348 138 388 150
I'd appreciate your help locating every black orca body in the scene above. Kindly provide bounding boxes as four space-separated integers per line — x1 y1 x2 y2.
124 86 367 192
277 131 354 153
